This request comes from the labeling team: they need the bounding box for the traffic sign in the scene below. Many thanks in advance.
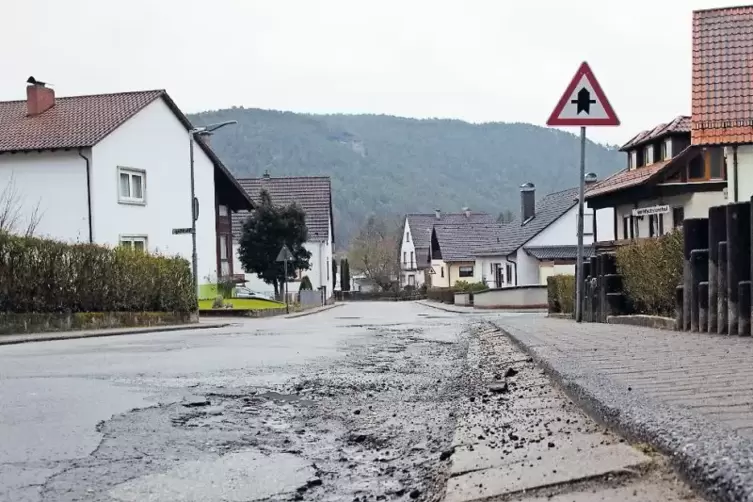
[172,227,194,235]
[547,62,619,127]
[276,245,293,262]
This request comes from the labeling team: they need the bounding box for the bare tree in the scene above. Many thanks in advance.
[0,174,43,237]
[348,215,400,291]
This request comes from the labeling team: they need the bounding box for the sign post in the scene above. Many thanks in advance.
[276,245,294,314]
[547,62,619,323]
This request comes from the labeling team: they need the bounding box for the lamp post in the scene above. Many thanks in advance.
[188,120,237,299]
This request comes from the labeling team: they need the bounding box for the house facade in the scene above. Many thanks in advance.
[692,7,753,204]
[585,116,726,244]
[429,222,506,288]
[401,209,495,288]
[0,80,253,297]
[476,181,613,287]
[232,175,335,299]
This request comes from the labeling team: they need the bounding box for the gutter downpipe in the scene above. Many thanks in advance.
[506,255,517,287]
[78,148,93,243]
[733,145,739,202]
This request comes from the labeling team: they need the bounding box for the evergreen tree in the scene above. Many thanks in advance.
[238,190,312,298]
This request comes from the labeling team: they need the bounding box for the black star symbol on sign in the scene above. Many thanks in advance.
[571,87,597,115]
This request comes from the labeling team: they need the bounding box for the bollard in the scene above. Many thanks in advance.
[675,285,684,331]
[708,206,727,333]
[740,281,752,336]
[699,282,709,333]
[581,261,591,322]
[601,254,617,323]
[727,203,750,335]
[683,219,709,331]
[718,241,728,334]
[590,256,599,323]
[690,249,709,333]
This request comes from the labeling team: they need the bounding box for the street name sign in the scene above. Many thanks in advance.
[172,227,193,235]
[632,205,670,217]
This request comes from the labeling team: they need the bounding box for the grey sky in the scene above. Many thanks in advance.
[2,0,741,145]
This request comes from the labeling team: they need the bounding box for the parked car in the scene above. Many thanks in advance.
[234,287,275,300]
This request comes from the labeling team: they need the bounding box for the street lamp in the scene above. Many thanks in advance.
[188,120,237,299]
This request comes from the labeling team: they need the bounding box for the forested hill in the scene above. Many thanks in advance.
[188,108,624,246]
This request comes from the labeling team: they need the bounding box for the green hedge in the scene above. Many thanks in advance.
[616,230,683,316]
[547,275,575,313]
[0,232,195,314]
[453,280,489,293]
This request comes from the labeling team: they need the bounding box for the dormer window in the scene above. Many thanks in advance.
[627,152,633,170]
[644,145,654,165]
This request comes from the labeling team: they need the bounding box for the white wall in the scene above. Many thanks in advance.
[92,98,218,286]
[399,219,424,287]
[614,191,726,240]
[527,203,613,247]
[515,248,540,286]
[474,256,514,288]
[232,237,333,299]
[728,145,753,203]
[0,150,91,242]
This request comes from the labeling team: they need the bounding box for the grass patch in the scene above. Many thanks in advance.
[198,298,285,311]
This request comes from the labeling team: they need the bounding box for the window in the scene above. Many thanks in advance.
[118,168,146,204]
[458,266,474,278]
[403,252,407,264]
[406,232,410,243]
[649,214,658,238]
[120,235,147,252]
[673,207,684,229]
[218,205,229,217]
[410,251,414,265]
[408,275,415,286]
[661,141,669,161]
[645,146,653,165]
[219,235,231,276]
[634,217,640,238]
[327,259,330,280]
[580,212,594,236]
[506,263,513,285]
[627,153,633,170]
[688,148,726,181]
[623,216,630,240]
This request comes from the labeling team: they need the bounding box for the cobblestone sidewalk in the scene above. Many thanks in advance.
[493,316,753,502]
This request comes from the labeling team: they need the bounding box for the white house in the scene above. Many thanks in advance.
[585,116,726,243]
[0,79,253,298]
[232,175,335,299]
[400,209,495,288]
[471,181,614,287]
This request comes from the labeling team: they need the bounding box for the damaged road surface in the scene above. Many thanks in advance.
[0,303,704,502]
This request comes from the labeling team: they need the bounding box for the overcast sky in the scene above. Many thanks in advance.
[2,0,741,145]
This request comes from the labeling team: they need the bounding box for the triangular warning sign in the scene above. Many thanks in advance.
[547,62,619,127]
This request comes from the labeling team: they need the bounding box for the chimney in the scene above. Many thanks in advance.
[26,78,55,116]
[462,206,471,218]
[585,172,598,184]
[520,182,535,222]
[263,170,271,179]
[434,209,441,220]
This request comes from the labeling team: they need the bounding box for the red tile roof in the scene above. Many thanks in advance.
[0,90,165,152]
[585,160,671,199]
[0,88,253,210]
[692,6,753,145]
[621,116,690,151]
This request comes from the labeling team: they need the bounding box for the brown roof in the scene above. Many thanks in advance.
[585,146,698,200]
[0,90,165,152]
[620,116,690,151]
[692,6,753,145]
[232,176,333,243]
[0,88,253,210]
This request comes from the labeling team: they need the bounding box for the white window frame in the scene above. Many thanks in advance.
[120,235,148,252]
[118,167,146,205]
[458,265,474,278]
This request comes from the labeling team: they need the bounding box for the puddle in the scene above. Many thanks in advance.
[257,391,315,407]
[336,316,362,320]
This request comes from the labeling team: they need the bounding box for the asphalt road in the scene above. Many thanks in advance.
[1,302,478,502]
[0,303,703,502]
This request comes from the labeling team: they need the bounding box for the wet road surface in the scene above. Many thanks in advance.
[0,303,703,502]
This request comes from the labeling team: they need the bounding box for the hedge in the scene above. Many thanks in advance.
[453,280,489,293]
[547,275,575,313]
[616,230,683,316]
[0,232,195,314]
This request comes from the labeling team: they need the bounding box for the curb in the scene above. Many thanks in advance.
[285,303,343,319]
[493,321,753,502]
[0,322,230,347]
[417,301,475,315]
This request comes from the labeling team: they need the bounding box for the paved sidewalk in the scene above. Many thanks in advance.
[493,316,753,502]
[0,321,228,346]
